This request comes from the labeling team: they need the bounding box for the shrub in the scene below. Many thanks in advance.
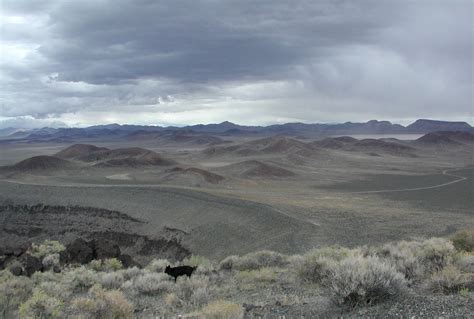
[173,274,214,308]
[146,258,170,273]
[427,266,470,294]
[294,246,357,284]
[0,274,33,317]
[294,254,336,284]
[103,258,123,272]
[31,269,58,284]
[88,258,123,272]
[219,255,239,271]
[201,300,244,319]
[64,266,99,292]
[71,284,133,318]
[417,238,455,273]
[89,259,103,271]
[121,266,144,281]
[377,241,424,282]
[327,255,406,307]
[459,287,470,297]
[219,251,288,271]
[101,272,125,290]
[30,240,65,259]
[378,238,455,282]
[133,273,173,295]
[455,254,474,273]
[18,288,64,319]
[31,270,71,299]
[451,229,474,252]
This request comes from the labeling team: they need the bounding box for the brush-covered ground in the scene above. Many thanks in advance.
[1,230,473,318]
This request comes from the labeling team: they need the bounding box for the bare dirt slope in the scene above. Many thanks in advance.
[0,181,319,260]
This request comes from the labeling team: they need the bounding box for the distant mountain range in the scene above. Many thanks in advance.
[0,119,471,141]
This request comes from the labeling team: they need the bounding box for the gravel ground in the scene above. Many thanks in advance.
[244,291,474,318]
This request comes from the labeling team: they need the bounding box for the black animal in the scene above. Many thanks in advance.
[164,265,197,281]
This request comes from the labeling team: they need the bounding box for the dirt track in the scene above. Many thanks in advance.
[350,168,468,194]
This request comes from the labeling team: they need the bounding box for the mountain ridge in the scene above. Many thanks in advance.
[2,119,471,142]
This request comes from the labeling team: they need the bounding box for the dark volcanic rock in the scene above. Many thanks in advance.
[60,238,94,265]
[22,255,43,276]
[0,255,6,269]
[118,254,140,268]
[1,204,191,265]
[93,239,121,260]
[9,262,23,276]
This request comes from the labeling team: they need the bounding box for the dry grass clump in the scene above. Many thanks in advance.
[328,255,406,307]
[200,300,244,319]
[451,229,474,252]
[426,265,471,294]
[18,288,64,319]
[70,284,133,318]
[133,273,173,295]
[219,250,288,271]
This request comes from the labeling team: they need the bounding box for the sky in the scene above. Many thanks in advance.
[0,0,472,129]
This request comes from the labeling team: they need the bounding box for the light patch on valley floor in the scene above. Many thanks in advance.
[106,173,132,181]
[199,161,233,167]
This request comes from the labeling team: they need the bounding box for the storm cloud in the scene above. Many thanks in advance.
[0,0,472,127]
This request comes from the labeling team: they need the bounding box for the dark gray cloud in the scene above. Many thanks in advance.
[0,0,472,127]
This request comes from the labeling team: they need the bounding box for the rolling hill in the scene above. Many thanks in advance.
[416,131,474,145]
[203,137,320,158]
[10,156,75,171]
[221,160,296,178]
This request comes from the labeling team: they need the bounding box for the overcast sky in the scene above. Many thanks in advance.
[0,0,472,128]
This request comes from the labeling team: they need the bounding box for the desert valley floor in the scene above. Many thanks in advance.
[1,131,472,263]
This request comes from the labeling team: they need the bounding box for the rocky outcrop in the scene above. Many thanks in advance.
[1,245,43,277]
[1,204,192,268]
[60,238,94,265]
[59,238,131,265]
[93,239,121,260]
[22,255,43,276]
